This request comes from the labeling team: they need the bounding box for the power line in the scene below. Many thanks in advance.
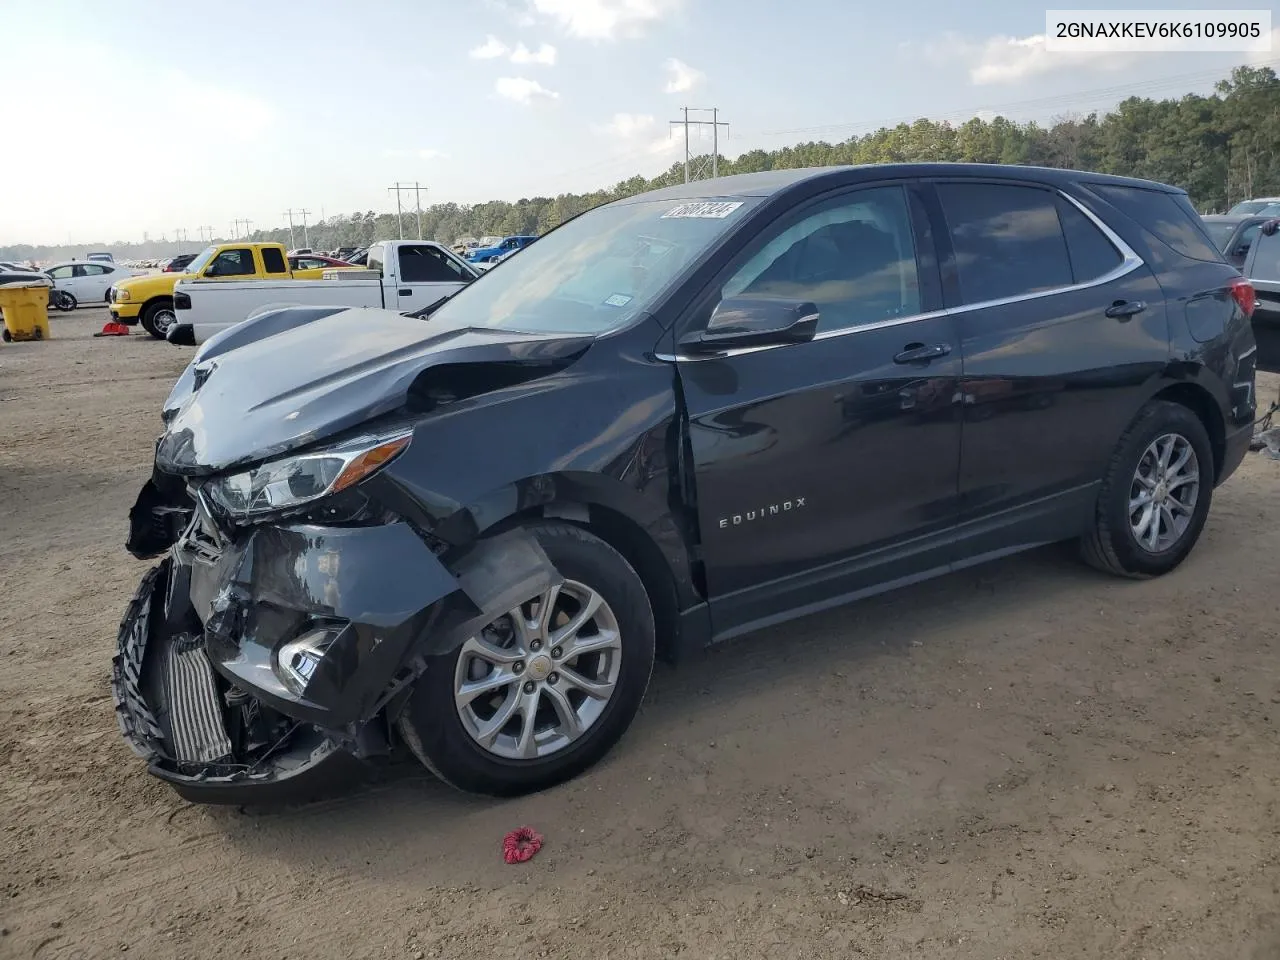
[283,209,312,248]
[670,107,729,182]
[387,183,425,239]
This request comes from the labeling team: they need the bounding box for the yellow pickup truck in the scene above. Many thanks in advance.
[110,242,358,338]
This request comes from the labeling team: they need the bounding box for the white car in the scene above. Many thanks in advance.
[43,260,140,309]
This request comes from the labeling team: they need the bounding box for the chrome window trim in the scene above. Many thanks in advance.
[657,188,1145,363]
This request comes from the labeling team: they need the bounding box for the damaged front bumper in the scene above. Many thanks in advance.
[112,486,558,804]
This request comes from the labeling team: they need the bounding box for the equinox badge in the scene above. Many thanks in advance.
[718,497,807,529]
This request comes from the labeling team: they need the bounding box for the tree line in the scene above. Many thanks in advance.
[5,65,1277,263]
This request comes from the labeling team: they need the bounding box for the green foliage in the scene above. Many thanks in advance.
[5,66,1277,262]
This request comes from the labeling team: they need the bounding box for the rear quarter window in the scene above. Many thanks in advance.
[1089,184,1223,263]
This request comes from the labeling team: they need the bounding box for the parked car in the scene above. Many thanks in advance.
[1200,214,1275,268]
[1226,197,1280,215]
[85,251,114,263]
[465,235,537,264]
[114,163,1257,804]
[42,259,139,309]
[111,242,354,339]
[169,240,479,344]
[164,253,199,273]
[287,253,360,279]
[1243,219,1280,325]
[0,269,51,287]
[0,261,35,272]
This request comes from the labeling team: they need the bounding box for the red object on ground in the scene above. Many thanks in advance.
[95,321,131,337]
[502,826,543,864]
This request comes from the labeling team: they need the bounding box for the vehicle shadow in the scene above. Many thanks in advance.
[204,536,1164,866]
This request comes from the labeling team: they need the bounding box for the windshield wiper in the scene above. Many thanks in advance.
[405,295,450,320]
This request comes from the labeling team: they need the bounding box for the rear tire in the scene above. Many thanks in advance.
[140,299,176,340]
[397,522,656,796]
[1080,400,1214,579]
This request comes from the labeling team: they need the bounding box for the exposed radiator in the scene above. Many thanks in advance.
[163,634,234,764]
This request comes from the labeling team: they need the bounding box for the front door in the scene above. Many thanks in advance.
[674,183,964,639]
[394,244,476,311]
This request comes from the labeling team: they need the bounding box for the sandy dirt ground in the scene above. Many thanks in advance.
[3,308,1280,960]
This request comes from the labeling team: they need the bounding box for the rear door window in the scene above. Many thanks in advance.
[261,247,288,274]
[936,182,1073,305]
[1089,184,1223,263]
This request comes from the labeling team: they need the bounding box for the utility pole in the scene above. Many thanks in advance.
[282,211,296,248]
[298,209,311,249]
[198,226,213,243]
[668,108,729,183]
[232,219,253,239]
[387,183,424,239]
[174,228,187,252]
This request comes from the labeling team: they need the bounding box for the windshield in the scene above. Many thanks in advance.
[1203,220,1236,249]
[427,197,759,336]
[182,245,217,275]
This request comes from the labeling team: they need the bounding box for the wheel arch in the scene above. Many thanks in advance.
[426,473,706,663]
[1146,378,1227,483]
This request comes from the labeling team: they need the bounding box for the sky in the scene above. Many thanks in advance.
[1,0,1276,245]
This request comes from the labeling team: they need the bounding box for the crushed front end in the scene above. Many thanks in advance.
[113,451,558,804]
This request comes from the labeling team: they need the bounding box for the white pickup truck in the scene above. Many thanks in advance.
[169,240,481,345]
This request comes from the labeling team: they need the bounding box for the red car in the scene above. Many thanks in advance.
[288,254,357,276]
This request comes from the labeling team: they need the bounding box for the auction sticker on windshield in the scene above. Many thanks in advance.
[662,201,744,219]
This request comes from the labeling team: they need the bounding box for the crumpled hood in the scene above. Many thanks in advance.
[155,306,593,476]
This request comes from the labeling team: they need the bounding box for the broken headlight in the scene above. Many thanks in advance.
[205,429,412,519]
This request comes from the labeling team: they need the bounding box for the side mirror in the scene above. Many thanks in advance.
[679,297,819,354]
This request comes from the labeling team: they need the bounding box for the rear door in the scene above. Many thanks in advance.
[78,263,114,300]
[392,244,477,310]
[926,178,1167,554]
[674,182,963,637]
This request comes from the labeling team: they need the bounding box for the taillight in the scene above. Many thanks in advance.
[1229,277,1256,318]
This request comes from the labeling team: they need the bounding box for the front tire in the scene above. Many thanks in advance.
[398,522,656,796]
[53,291,76,311]
[1080,400,1214,578]
[140,299,176,339]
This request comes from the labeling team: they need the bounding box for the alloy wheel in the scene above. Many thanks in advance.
[1129,431,1200,553]
[454,580,622,760]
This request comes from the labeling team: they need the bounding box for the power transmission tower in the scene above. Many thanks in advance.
[387,182,425,239]
[668,107,729,183]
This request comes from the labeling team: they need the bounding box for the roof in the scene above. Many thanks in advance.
[619,163,1188,204]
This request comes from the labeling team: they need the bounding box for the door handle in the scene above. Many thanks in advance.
[398,288,412,296]
[893,342,952,365]
[1105,299,1146,319]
